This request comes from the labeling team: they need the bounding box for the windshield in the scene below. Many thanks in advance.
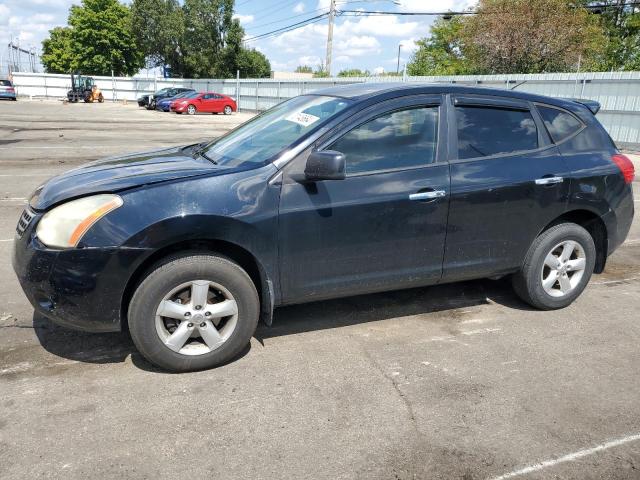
[201,95,352,167]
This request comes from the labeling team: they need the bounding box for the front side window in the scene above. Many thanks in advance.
[329,106,439,175]
[456,106,538,159]
[537,105,584,143]
[201,95,352,167]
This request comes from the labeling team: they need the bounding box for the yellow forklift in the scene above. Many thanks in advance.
[67,73,104,103]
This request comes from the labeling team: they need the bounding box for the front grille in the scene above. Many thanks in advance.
[16,208,35,237]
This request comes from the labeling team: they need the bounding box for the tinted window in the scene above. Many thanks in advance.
[329,107,438,175]
[456,106,538,159]
[537,106,583,143]
[0,80,11,86]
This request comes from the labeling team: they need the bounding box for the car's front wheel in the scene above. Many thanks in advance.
[128,254,259,372]
[512,222,596,310]
[187,104,197,115]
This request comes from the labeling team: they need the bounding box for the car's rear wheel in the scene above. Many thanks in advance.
[187,104,197,115]
[512,222,596,310]
[128,254,259,372]
[224,105,233,115]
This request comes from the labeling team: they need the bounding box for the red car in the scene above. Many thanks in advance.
[171,92,237,115]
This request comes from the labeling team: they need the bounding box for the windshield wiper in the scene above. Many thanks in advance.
[194,146,217,164]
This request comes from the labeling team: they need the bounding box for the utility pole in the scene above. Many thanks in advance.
[396,43,403,75]
[325,0,336,77]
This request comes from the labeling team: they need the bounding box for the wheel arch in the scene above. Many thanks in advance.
[121,238,274,330]
[539,209,608,273]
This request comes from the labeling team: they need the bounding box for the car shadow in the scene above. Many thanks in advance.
[33,277,533,370]
[256,277,534,341]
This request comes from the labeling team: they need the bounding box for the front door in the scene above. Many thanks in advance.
[442,94,571,281]
[278,96,450,304]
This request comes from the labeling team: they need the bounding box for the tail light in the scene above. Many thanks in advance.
[8,87,15,92]
[611,154,635,184]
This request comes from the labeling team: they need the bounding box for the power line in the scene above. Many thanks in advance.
[244,12,329,42]
[245,7,327,32]
[337,2,640,16]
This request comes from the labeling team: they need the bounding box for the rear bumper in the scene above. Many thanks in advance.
[604,184,634,255]
[12,212,152,333]
[0,92,17,99]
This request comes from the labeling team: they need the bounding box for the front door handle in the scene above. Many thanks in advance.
[409,190,446,201]
[535,176,564,185]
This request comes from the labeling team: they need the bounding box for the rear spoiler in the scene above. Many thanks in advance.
[565,98,601,115]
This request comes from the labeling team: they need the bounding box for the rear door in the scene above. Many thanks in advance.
[442,94,571,281]
[210,94,225,113]
[200,94,217,112]
[278,95,450,304]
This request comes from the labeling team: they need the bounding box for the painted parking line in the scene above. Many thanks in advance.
[0,198,27,203]
[488,433,640,480]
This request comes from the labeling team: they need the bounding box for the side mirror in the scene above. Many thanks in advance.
[304,150,346,181]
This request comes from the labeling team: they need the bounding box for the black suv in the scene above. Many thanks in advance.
[13,84,635,372]
[137,87,195,110]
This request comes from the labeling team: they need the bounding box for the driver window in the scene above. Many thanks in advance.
[328,106,439,175]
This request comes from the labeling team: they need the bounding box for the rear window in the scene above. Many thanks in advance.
[537,105,584,143]
[0,80,11,86]
[456,106,538,159]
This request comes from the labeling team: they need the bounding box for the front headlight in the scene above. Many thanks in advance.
[36,194,123,248]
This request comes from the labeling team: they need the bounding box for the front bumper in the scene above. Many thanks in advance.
[12,211,152,332]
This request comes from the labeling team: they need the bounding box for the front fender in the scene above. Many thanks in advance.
[82,164,282,304]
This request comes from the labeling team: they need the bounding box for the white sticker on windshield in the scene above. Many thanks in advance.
[285,111,320,127]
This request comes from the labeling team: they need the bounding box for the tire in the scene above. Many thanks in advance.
[147,100,156,110]
[187,104,197,115]
[223,105,232,115]
[512,222,596,310]
[128,253,259,372]
[98,94,104,103]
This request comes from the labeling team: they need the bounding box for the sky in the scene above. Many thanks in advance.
[0,0,474,75]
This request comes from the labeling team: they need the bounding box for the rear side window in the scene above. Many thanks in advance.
[537,106,583,143]
[329,106,439,175]
[0,80,11,86]
[456,106,538,159]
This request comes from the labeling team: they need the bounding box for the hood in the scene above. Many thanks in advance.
[31,144,219,210]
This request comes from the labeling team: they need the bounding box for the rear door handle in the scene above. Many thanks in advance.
[409,190,446,201]
[535,176,564,185]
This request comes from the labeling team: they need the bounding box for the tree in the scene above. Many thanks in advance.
[130,0,185,75]
[407,16,471,76]
[337,68,369,77]
[462,0,605,73]
[182,0,234,77]
[42,27,75,74]
[295,65,313,73]
[41,0,144,76]
[583,0,640,70]
[236,48,271,78]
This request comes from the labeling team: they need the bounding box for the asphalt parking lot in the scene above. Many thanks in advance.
[0,99,639,480]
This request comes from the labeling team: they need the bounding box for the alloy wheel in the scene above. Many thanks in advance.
[155,280,238,356]
[187,105,196,115]
[540,240,587,297]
